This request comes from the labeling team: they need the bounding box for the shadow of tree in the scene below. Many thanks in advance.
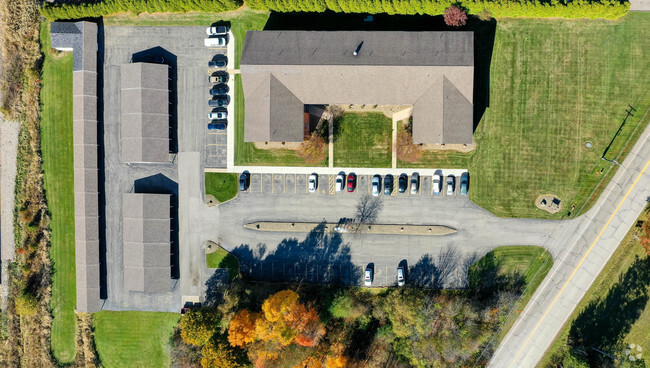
[229,222,361,286]
[408,245,468,289]
[569,256,650,363]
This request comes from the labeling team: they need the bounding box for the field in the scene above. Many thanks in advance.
[204,172,238,202]
[470,14,650,218]
[333,112,392,168]
[93,311,180,368]
[540,208,650,367]
[40,22,76,363]
[205,246,240,280]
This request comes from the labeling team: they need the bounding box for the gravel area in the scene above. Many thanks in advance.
[0,116,20,310]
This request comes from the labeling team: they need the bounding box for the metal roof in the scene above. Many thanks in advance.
[120,63,169,163]
[122,193,171,293]
[241,31,474,144]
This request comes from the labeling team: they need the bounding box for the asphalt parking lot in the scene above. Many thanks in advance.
[241,172,463,197]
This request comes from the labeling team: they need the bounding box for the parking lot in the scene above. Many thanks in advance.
[240,172,465,198]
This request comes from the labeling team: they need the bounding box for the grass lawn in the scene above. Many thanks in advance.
[333,112,392,168]
[40,22,76,364]
[234,75,328,167]
[539,208,650,367]
[204,172,238,202]
[469,14,650,218]
[93,311,180,368]
[206,246,240,280]
[475,246,553,340]
[396,121,472,169]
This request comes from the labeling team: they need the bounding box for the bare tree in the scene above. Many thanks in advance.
[354,195,383,233]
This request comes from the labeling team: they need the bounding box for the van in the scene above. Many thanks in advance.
[204,37,227,47]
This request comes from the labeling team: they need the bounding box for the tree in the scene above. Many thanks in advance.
[181,310,219,346]
[325,355,348,368]
[444,5,468,27]
[640,220,650,256]
[297,133,327,164]
[355,195,383,226]
[228,310,258,347]
[201,341,244,368]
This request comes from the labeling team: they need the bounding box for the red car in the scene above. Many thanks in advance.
[347,173,356,192]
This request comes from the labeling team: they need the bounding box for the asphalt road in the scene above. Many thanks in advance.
[489,119,650,367]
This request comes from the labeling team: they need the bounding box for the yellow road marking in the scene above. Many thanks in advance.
[507,159,650,368]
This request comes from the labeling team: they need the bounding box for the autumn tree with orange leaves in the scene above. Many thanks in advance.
[640,220,650,256]
[228,309,259,347]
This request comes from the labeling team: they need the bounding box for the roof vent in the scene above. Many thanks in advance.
[353,41,364,56]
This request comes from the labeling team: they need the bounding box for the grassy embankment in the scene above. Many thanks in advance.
[40,21,76,363]
[204,172,238,202]
[93,311,180,368]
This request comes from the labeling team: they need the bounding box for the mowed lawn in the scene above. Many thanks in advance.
[204,172,238,202]
[541,208,650,366]
[93,311,180,368]
[334,112,392,168]
[471,14,650,218]
[40,22,76,364]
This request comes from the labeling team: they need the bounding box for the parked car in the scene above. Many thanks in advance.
[209,96,229,107]
[398,174,407,193]
[372,175,381,196]
[335,173,345,192]
[347,173,356,192]
[432,173,442,195]
[364,267,373,287]
[204,37,227,47]
[209,85,229,95]
[384,174,393,195]
[208,111,227,120]
[209,74,228,83]
[397,267,405,287]
[446,175,455,195]
[308,174,318,193]
[460,172,469,195]
[410,173,419,194]
[208,58,227,68]
[206,26,228,36]
[239,172,250,191]
[208,122,226,130]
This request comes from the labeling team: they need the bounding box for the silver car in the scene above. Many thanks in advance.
[372,175,381,196]
[446,175,455,195]
[364,268,373,286]
[397,267,405,286]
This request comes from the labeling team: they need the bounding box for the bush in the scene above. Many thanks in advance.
[246,0,629,20]
[14,292,38,316]
[444,5,468,26]
[41,0,242,21]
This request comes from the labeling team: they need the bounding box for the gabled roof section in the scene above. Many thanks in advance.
[269,74,304,142]
[442,76,473,144]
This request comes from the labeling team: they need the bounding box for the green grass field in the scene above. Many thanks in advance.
[206,246,240,280]
[204,172,238,202]
[333,112,392,168]
[470,14,650,218]
[94,311,180,368]
[40,22,76,364]
[540,209,650,367]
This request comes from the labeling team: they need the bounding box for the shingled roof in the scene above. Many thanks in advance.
[120,63,169,163]
[122,193,171,293]
[241,31,474,144]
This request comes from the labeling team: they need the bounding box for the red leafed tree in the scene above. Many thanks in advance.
[444,5,468,27]
[641,220,650,256]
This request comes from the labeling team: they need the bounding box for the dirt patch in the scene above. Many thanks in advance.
[536,194,562,214]
[253,141,301,150]
[337,104,411,119]
[420,142,476,153]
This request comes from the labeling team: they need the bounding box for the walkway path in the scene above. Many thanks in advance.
[328,119,334,168]
[630,0,650,11]
[0,118,19,310]
[489,119,650,367]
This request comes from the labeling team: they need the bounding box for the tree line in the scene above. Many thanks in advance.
[41,0,629,21]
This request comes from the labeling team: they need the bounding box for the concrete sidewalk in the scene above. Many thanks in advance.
[489,118,650,367]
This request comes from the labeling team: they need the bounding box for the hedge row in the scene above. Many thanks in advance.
[41,0,629,21]
[246,0,629,19]
[41,0,243,20]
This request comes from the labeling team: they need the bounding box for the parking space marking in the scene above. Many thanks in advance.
[329,175,335,195]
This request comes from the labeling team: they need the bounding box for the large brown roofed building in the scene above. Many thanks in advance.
[240,31,474,144]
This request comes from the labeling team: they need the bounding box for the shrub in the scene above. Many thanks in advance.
[444,5,468,26]
[41,0,242,21]
[14,292,38,316]
[180,310,219,346]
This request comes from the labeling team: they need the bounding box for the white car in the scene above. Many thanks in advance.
[397,267,405,286]
[364,268,373,286]
[432,174,441,195]
[446,175,455,195]
[208,111,227,119]
[335,173,344,192]
[308,174,318,193]
[371,175,380,196]
[206,26,228,36]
